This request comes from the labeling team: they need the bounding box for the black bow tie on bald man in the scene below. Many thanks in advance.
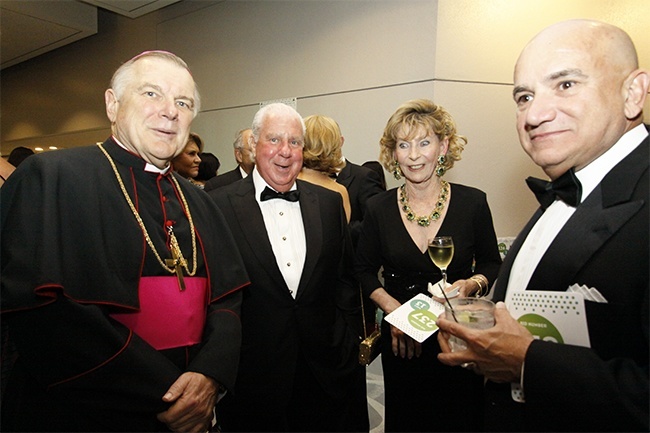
[261,186,300,202]
[526,168,582,210]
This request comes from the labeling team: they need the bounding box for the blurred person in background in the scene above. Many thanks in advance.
[204,128,255,191]
[362,160,387,191]
[7,147,34,168]
[193,152,221,189]
[172,132,203,185]
[298,114,351,222]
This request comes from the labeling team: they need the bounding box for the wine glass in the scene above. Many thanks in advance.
[428,236,457,321]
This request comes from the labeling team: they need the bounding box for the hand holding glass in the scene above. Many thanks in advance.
[444,297,496,351]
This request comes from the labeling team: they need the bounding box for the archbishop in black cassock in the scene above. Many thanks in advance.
[1,137,249,431]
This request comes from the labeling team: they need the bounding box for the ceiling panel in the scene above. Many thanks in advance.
[1,9,90,67]
[1,0,97,70]
[80,0,180,18]
[0,0,181,70]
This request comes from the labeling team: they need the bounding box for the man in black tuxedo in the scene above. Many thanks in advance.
[204,128,254,191]
[336,155,384,247]
[437,19,649,431]
[209,103,366,432]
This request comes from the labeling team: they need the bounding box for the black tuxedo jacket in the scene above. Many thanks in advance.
[203,167,243,192]
[208,176,360,409]
[488,134,649,432]
[336,159,384,246]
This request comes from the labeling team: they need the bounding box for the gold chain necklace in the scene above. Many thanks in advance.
[399,180,449,227]
[98,143,197,284]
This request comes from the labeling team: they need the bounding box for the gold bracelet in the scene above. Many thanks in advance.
[469,277,483,297]
[470,275,488,297]
[478,275,489,296]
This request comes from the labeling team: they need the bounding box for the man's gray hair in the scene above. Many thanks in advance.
[233,128,251,149]
[251,103,305,142]
[109,50,201,117]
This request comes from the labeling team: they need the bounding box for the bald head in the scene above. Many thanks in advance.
[512,19,648,179]
[516,19,638,81]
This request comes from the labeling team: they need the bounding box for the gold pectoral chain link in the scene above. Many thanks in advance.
[97,143,197,277]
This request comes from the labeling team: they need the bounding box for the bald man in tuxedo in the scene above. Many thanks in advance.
[437,19,649,432]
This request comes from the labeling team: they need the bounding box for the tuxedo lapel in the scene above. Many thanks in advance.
[230,178,289,291]
[336,160,353,188]
[495,136,648,299]
[528,186,643,291]
[295,181,322,299]
[528,140,648,291]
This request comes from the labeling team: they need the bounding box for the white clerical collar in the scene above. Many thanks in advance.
[252,167,297,201]
[111,136,172,174]
[575,124,648,203]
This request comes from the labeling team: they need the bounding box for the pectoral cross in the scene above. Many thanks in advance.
[165,227,187,291]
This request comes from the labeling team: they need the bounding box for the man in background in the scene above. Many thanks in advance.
[204,128,255,191]
[437,19,649,432]
[7,146,34,168]
[336,144,384,247]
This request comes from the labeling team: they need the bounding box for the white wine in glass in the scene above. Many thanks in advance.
[428,236,457,320]
[428,236,454,273]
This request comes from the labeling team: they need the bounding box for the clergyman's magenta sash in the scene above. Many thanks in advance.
[111,276,208,350]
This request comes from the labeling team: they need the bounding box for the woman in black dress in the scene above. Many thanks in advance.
[355,99,502,432]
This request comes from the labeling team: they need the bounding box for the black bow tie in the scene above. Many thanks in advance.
[261,186,300,202]
[526,168,582,210]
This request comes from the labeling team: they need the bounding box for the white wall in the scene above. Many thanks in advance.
[2,0,648,237]
[432,0,650,234]
[159,0,438,173]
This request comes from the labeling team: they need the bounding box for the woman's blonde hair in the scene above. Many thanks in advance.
[302,115,345,175]
[379,99,466,173]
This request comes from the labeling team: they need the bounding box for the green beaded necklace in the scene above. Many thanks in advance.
[399,180,449,227]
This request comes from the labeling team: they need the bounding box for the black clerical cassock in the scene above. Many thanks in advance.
[1,138,249,431]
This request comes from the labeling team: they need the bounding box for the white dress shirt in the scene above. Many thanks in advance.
[507,124,648,293]
[253,168,306,298]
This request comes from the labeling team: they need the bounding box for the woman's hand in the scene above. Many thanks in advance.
[438,274,487,299]
[430,279,475,303]
[370,287,422,359]
[451,278,480,297]
[390,323,422,359]
[370,287,401,316]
